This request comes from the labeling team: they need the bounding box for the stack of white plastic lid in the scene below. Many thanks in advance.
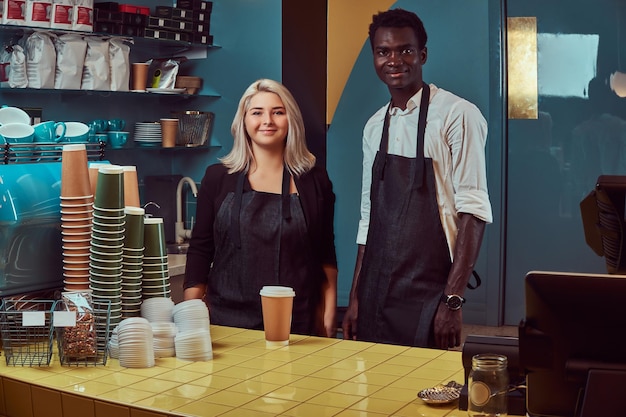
[141,297,176,358]
[116,317,155,368]
[140,297,174,322]
[108,325,119,359]
[173,299,212,361]
[151,322,177,358]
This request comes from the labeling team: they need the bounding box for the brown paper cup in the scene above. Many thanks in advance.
[61,144,91,197]
[88,162,112,197]
[123,166,140,207]
[131,62,150,91]
[160,118,179,148]
[260,286,295,347]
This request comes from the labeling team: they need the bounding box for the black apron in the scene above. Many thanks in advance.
[207,167,321,334]
[356,84,452,347]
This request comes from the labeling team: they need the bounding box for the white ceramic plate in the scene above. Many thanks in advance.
[146,88,186,94]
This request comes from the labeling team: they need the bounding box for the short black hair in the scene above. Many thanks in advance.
[368,8,428,51]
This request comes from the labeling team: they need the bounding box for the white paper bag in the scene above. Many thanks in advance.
[81,36,109,90]
[25,30,56,88]
[54,33,86,89]
[109,36,130,92]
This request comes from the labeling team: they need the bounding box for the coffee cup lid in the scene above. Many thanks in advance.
[259,286,295,297]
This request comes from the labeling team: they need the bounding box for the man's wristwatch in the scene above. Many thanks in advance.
[441,294,466,310]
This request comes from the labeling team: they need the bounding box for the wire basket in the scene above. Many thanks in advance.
[56,299,111,367]
[0,299,57,366]
[172,110,215,147]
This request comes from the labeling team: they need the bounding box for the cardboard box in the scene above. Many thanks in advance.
[94,1,119,11]
[192,21,209,34]
[191,32,212,45]
[118,4,148,15]
[94,9,122,23]
[147,16,193,32]
[144,28,190,43]
[119,23,143,36]
[121,11,146,26]
[175,0,211,12]
[94,20,121,34]
[154,6,193,21]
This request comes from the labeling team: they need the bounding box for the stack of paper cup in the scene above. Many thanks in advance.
[60,144,94,291]
[121,206,145,318]
[142,217,171,299]
[90,165,125,328]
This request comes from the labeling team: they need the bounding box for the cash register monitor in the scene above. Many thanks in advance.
[520,271,626,417]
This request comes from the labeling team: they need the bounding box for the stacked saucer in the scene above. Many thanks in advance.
[133,122,162,148]
[121,206,144,318]
[173,299,212,361]
[116,317,155,368]
[60,144,94,292]
[142,218,171,299]
[90,165,125,329]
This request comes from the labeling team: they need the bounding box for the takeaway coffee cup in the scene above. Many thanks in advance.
[259,286,296,347]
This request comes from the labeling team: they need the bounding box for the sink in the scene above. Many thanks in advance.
[167,242,189,254]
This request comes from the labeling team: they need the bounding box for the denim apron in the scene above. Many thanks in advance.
[357,84,452,347]
[207,167,320,334]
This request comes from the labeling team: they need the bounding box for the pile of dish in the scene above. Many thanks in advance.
[133,122,161,147]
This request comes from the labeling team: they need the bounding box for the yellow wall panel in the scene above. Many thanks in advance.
[328,0,396,123]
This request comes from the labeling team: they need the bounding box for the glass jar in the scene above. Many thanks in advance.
[468,353,509,417]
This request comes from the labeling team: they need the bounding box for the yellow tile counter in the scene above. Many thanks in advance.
[0,326,525,417]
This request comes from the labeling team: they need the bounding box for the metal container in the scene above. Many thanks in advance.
[171,110,215,147]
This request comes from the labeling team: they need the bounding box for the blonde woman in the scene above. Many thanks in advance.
[184,79,338,337]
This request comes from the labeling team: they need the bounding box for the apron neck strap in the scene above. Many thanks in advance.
[379,83,431,188]
[281,166,292,221]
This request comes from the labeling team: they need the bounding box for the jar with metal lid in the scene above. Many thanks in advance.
[468,353,509,416]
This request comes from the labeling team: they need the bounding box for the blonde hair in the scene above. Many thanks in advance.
[221,78,316,176]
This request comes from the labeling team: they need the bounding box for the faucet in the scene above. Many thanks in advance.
[175,176,199,244]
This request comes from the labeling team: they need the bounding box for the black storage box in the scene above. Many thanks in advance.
[94,1,119,11]
[459,334,527,416]
[175,0,212,12]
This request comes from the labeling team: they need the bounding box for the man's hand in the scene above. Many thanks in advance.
[342,300,359,340]
[433,303,463,348]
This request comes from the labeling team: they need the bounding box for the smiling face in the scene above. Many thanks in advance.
[372,26,427,107]
[244,91,289,152]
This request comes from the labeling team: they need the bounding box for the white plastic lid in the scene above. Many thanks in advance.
[259,286,296,297]
[144,217,163,224]
[98,165,123,174]
[124,206,145,215]
[62,143,86,151]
